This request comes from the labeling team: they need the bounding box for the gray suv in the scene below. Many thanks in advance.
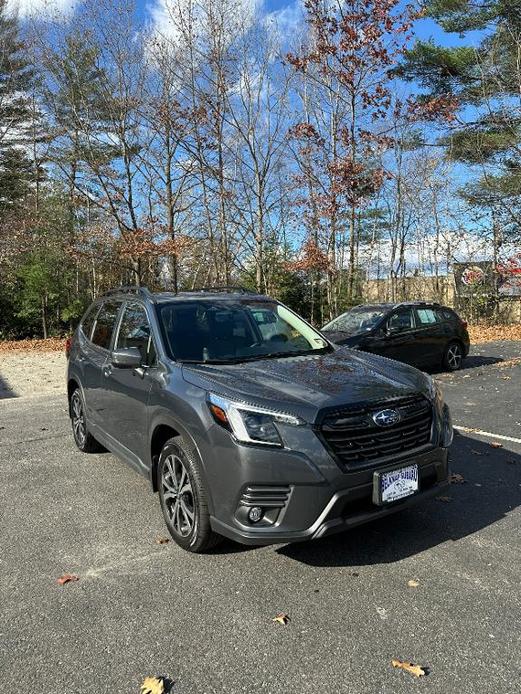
[67,287,452,552]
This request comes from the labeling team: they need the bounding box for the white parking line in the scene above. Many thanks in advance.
[455,425,521,445]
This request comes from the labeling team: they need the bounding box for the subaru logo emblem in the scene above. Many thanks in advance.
[373,409,401,427]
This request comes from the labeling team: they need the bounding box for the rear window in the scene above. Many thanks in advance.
[81,304,99,340]
[91,301,121,350]
[415,308,438,325]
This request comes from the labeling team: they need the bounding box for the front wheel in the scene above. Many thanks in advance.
[443,341,463,371]
[158,438,222,553]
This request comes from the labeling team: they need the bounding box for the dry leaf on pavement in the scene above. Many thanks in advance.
[272,612,290,625]
[155,537,170,545]
[450,473,465,484]
[57,573,79,586]
[490,442,503,449]
[407,579,419,588]
[391,659,427,678]
[436,496,452,502]
[141,677,165,694]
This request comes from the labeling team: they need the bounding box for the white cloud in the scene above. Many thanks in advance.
[265,0,304,42]
[150,0,264,47]
[6,0,77,20]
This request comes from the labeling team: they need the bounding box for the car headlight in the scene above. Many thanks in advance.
[208,393,304,447]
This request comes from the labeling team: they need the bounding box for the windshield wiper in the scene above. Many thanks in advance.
[241,347,331,362]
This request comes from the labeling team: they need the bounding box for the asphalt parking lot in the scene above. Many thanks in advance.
[1,342,520,693]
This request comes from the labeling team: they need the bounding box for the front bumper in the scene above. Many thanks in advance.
[202,420,449,546]
[211,475,448,545]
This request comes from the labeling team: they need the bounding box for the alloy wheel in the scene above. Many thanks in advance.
[162,454,195,537]
[447,344,462,370]
[71,392,87,446]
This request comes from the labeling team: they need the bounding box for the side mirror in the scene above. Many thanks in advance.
[111,347,142,369]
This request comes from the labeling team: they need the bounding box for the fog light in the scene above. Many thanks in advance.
[248,507,263,523]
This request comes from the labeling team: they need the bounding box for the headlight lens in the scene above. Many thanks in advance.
[208,393,304,446]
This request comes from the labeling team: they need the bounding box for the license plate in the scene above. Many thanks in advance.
[374,464,419,505]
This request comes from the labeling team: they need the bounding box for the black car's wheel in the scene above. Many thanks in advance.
[443,341,464,371]
[70,388,105,453]
[158,437,222,553]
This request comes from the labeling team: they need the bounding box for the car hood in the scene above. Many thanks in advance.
[322,330,363,345]
[181,347,431,423]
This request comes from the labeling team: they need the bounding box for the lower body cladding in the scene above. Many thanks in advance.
[208,443,449,546]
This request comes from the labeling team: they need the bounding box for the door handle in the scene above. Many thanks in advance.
[103,365,112,378]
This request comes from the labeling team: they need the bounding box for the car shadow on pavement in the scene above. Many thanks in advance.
[277,432,520,567]
[0,374,18,399]
[429,355,504,375]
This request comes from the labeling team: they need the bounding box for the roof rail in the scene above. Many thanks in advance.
[102,286,154,300]
[190,285,252,294]
[394,300,441,308]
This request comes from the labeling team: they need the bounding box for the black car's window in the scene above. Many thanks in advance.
[388,309,414,331]
[158,299,329,363]
[415,308,438,325]
[322,308,386,335]
[116,303,157,366]
[91,301,121,350]
[438,308,455,322]
[81,304,99,340]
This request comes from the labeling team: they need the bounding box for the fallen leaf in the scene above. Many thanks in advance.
[376,607,388,620]
[391,659,427,678]
[490,442,503,449]
[468,324,521,343]
[272,612,290,625]
[407,579,420,588]
[57,573,79,586]
[155,537,170,545]
[449,473,465,484]
[436,496,452,502]
[141,677,165,694]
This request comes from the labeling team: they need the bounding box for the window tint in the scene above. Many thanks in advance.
[415,308,438,325]
[91,301,120,350]
[158,300,328,363]
[438,308,455,322]
[116,303,156,365]
[388,309,414,331]
[81,304,99,340]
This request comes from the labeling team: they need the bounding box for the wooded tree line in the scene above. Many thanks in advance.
[0,0,519,338]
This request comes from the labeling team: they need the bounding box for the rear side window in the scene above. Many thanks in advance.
[91,301,120,350]
[437,308,456,322]
[415,308,438,325]
[116,303,157,365]
[81,304,99,340]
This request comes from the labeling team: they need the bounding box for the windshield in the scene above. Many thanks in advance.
[322,308,386,335]
[157,299,331,363]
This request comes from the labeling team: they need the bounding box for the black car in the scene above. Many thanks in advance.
[321,302,470,371]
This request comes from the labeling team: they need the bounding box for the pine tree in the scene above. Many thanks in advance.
[398,0,521,237]
[0,0,34,213]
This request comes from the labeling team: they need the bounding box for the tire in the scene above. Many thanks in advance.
[158,437,222,553]
[443,341,464,372]
[69,388,105,453]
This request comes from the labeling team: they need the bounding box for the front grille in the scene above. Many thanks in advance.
[239,485,291,509]
[319,395,433,467]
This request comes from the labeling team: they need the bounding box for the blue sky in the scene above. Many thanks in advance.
[10,0,484,50]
